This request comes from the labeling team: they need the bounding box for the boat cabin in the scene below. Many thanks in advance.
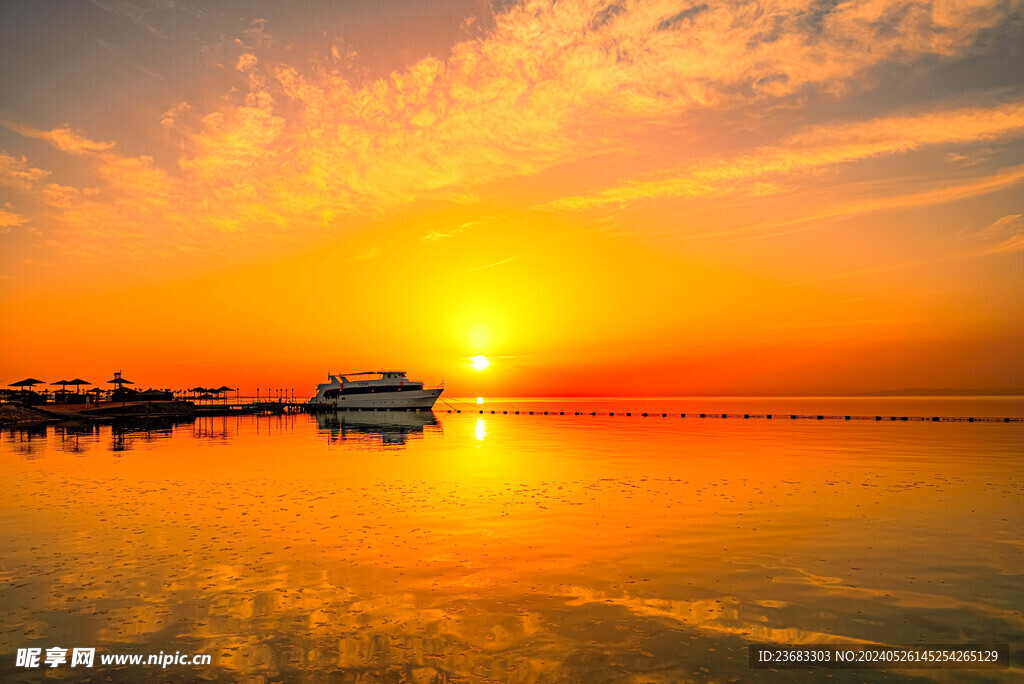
[313,371,425,400]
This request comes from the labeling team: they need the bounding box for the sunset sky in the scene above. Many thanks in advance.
[1,0,1022,396]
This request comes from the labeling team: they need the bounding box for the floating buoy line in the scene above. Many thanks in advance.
[434,400,1021,423]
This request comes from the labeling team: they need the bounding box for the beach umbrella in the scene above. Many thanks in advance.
[51,379,71,391]
[9,378,45,389]
[107,375,134,388]
[215,385,235,392]
[68,378,91,393]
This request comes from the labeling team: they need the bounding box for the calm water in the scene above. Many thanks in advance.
[1,397,1022,683]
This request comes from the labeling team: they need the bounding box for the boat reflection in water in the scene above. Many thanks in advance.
[315,409,441,447]
[2,399,1022,683]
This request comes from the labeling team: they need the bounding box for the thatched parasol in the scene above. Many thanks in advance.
[9,378,45,389]
[107,375,134,389]
[67,378,91,393]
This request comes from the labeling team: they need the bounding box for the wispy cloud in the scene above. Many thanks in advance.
[969,213,1024,256]
[345,244,378,263]
[3,121,116,155]
[0,205,29,231]
[423,214,510,241]
[466,255,518,272]
[733,165,1024,243]
[1,121,183,260]
[541,102,1024,212]
[776,209,1024,289]
[88,0,165,36]
[1,0,1020,263]
[0,153,50,190]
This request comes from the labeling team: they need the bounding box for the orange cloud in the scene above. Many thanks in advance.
[969,213,1024,256]
[732,165,1024,243]
[236,53,258,71]
[3,121,115,155]
[0,206,28,231]
[0,152,50,190]
[777,208,1024,289]
[783,102,1024,148]
[542,102,1024,211]
[1,0,1019,266]
[165,0,1020,221]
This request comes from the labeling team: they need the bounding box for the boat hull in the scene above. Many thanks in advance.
[309,388,443,410]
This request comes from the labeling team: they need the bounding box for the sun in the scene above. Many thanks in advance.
[469,355,490,371]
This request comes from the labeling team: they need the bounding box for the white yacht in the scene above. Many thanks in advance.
[308,371,443,410]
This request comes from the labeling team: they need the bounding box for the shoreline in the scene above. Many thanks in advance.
[0,400,295,428]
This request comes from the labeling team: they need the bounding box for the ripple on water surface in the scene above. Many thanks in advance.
[1,400,1022,682]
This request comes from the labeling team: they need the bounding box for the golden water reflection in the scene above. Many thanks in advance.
[1,402,1022,682]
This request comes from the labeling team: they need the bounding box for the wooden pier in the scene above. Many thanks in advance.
[0,399,309,427]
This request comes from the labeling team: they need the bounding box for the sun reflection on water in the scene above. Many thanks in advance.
[1,401,1021,683]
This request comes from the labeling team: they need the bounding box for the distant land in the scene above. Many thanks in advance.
[861,388,1024,397]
